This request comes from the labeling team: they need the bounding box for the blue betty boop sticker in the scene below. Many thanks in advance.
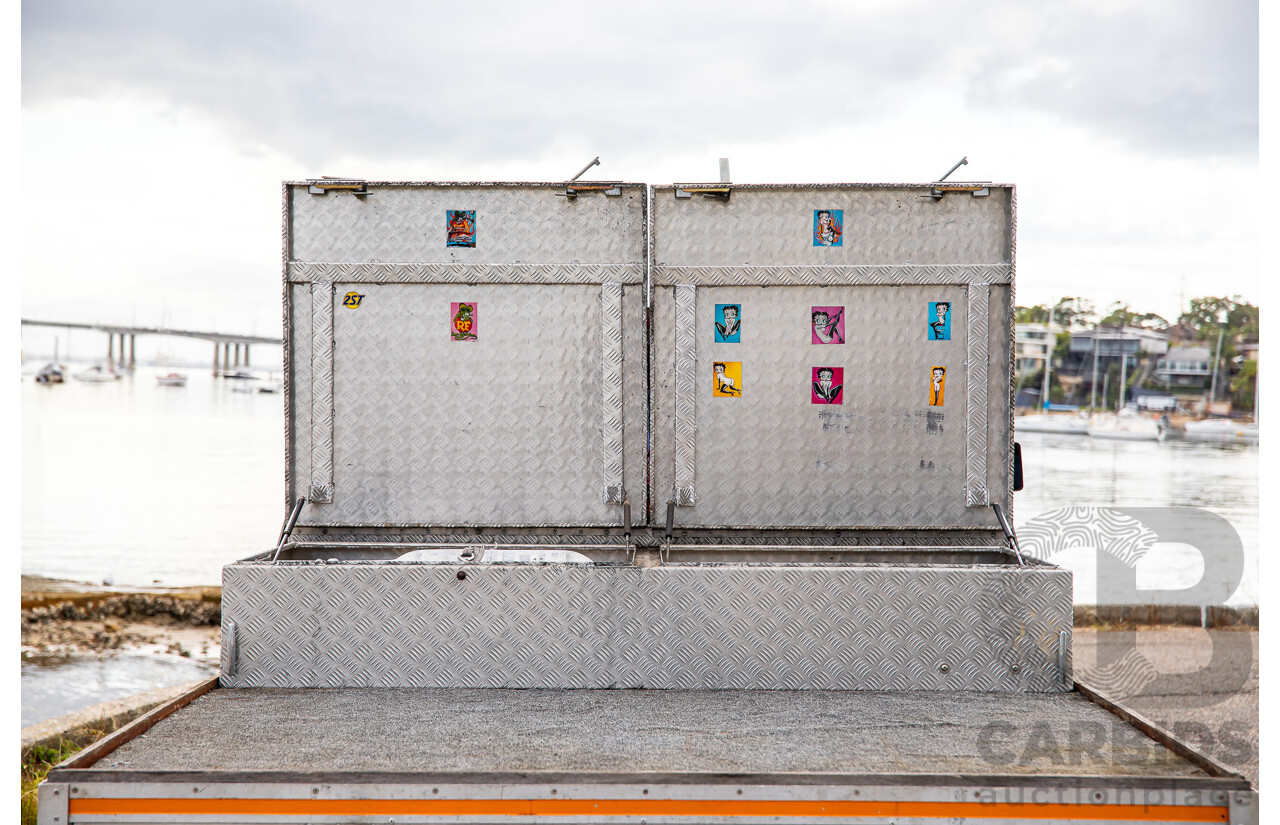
[928,301,951,340]
[715,304,741,343]
[813,210,843,247]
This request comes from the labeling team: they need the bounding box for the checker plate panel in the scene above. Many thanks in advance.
[221,562,1071,691]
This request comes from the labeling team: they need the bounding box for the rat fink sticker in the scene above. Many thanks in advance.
[446,210,476,247]
[451,302,478,341]
[715,304,741,343]
[813,209,843,247]
[929,366,946,406]
[812,367,844,405]
[811,306,845,345]
[712,361,742,397]
[928,301,951,340]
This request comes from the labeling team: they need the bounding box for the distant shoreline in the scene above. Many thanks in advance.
[21,575,221,611]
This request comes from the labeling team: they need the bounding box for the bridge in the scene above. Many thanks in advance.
[21,319,282,375]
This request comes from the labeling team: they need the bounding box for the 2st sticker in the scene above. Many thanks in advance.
[446,210,476,247]
[342,291,365,309]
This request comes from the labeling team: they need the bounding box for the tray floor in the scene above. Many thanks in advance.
[97,688,1204,778]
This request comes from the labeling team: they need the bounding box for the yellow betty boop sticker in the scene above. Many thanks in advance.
[929,366,946,406]
[712,361,742,397]
[343,291,365,308]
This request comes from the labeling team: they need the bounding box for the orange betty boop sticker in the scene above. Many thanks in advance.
[929,366,946,406]
[712,361,742,397]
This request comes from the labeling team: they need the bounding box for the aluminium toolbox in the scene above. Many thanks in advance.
[38,178,1257,825]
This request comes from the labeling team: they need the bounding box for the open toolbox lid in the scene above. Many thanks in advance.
[283,181,649,530]
[649,183,1016,532]
[281,180,1016,540]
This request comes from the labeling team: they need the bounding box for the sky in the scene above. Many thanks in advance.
[16,0,1262,363]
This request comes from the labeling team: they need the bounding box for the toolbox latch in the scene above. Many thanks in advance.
[307,178,369,197]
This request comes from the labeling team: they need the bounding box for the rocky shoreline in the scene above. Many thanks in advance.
[21,576,222,658]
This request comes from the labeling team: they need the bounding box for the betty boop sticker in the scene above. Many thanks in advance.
[928,301,951,340]
[715,304,741,343]
[929,366,946,406]
[812,306,845,345]
[713,361,742,397]
[813,209,843,247]
[812,366,844,404]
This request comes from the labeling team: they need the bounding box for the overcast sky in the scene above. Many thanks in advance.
[19,0,1260,361]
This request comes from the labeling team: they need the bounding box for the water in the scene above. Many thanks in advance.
[21,653,217,728]
[21,369,1259,603]
[1014,431,1258,606]
[19,368,1258,726]
[22,364,285,586]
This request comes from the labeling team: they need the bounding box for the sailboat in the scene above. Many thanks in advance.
[34,336,67,384]
[1183,418,1258,444]
[34,363,64,384]
[74,364,122,383]
[1183,327,1258,443]
[1016,412,1089,434]
[1088,406,1165,441]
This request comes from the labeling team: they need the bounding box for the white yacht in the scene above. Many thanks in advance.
[1015,412,1089,435]
[1183,418,1259,444]
[1087,408,1165,441]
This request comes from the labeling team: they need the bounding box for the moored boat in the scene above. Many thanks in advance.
[1183,417,1259,444]
[1015,413,1089,434]
[74,364,122,383]
[156,372,188,387]
[1087,409,1165,441]
[34,363,65,384]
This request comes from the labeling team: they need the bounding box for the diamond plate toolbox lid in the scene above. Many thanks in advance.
[650,183,1016,531]
[283,181,649,529]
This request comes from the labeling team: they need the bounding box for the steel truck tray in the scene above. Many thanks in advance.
[43,679,1256,824]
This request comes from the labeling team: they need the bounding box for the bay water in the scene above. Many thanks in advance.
[20,364,1258,725]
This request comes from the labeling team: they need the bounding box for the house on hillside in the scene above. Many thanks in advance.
[1014,322,1056,376]
[1155,345,1213,388]
[1064,326,1170,404]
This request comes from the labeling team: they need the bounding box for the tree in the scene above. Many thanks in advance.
[1229,359,1257,413]
[1178,296,1259,342]
[1098,301,1168,329]
[1052,297,1096,330]
[1178,297,1259,389]
[1015,305,1050,324]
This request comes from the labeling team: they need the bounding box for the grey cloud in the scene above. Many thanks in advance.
[23,0,1258,167]
[963,1,1257,158]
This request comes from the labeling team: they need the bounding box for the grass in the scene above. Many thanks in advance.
[20,734,107,825]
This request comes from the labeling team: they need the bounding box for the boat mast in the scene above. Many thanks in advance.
[1090,324,1099,409]
[1042,301,1054,411]
[1118,328,1128,411]
[1208,324,1225,409]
